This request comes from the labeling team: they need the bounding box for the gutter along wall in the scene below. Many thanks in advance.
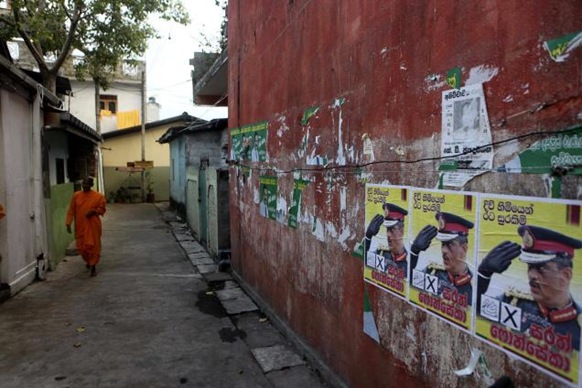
[228,1,582,387]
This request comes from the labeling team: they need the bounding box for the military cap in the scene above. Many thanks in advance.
[382,203,408,228]
[518,225,582,264]
[435,212,474,241]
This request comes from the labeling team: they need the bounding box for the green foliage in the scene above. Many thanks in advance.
[0,0,190,92]
[199,0,227,53]
[215,0,228,52]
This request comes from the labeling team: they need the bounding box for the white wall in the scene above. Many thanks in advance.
[44,131,69,186]
[0,89,36,292]
[68,80,142,133]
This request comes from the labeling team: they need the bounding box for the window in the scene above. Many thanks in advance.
[56,158,65,184]
[99,95,118,114]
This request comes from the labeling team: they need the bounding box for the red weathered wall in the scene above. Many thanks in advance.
[228,1,582,386]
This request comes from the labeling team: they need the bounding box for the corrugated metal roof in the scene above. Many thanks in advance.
[157,118,228,144]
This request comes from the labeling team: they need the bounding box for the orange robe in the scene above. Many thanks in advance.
[0,204,5,219]
[66,190,106,265]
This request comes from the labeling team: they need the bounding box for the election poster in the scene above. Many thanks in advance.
[364,184,410,299]
[230,121,268,162]
[440,83,493,187]
[288,179,310,229]
[408,189,478,331]
[259,176,277,220]
[475,195,582,386]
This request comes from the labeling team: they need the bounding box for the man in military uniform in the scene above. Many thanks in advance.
[364,203,408,274]
[410,212,474,305]
[477,225,582,351]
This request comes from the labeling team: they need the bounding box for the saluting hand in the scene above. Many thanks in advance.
[365,214,384,240]
[411,225,437,255]
[478,241,521,277]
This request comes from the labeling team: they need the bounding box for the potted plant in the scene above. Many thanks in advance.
[145,172,155,203]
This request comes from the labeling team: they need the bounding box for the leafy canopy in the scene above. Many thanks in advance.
[0,0,189,92]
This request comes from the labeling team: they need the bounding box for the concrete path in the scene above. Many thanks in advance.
[0,203,327,388]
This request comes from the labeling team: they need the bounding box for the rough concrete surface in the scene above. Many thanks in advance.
[251,345,306,373]
[0,203,328,388]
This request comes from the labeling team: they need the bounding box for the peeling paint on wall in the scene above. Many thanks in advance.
[276,194,288,224]
[465,65,499,85]
[425,74,447,92]
[276,115,290,137]
[311,215,325,242]
[335,108,346,165]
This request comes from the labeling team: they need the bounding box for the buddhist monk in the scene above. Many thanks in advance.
[66,177,106,277]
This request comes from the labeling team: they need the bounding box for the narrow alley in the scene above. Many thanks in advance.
[0,203,329,388]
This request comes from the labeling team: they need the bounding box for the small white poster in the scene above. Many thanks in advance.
[441,84,493,187]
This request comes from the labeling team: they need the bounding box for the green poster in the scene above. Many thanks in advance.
[544,31,582,62]
[259,176,277,220]
[501,126,582,175]
[446,67,461,89]
[288,179,310,229]
[229,127,242,161]
[301,106,319,125]
[230,121,268,162]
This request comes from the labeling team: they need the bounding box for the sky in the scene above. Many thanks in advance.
[145,1,227,121]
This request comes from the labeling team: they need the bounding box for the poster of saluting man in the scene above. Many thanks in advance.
[408,189,478,331]
[475,195,582,386]
[364,184,410,299]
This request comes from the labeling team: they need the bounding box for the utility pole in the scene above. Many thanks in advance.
[141,61,147,202]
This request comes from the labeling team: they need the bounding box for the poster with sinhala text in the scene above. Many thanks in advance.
[288,179,310,229]
[408,189,478,331]
[364,185,409,299]
[230,121,268,162]
[475,195,582,386]
[259,176,277,220]
[440,83,493,187]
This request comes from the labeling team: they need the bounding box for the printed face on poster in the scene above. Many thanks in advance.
[259,176,277,220]
[364,185,410,299]
[476,195,582,386]
[288,179,310,229]
[408,189,478,331]
[230,121,268,162]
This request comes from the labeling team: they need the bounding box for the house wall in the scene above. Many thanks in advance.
[44,131,69,185]
[205,168,231,257]
[169,138,187,211]
[102,126,172,201]
[228,2,582,387]
[103,166,170,203]
[185,167,200,240]
[68,80,142,133]
[185,130,226,168]
[103,127,171,167]
[183,166,230,257]
[0,89,36,293]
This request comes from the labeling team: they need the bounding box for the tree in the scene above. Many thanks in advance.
[0,0,189,94]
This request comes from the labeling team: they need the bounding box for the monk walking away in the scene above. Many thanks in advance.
[66,177,106,277]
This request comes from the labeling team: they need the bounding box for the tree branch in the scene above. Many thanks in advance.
[53,1,84,71]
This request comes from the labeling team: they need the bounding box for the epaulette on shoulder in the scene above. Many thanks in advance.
[427,262,446,272]
[504,287,534,302]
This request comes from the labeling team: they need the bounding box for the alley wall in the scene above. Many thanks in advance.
[228,1,582,386]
